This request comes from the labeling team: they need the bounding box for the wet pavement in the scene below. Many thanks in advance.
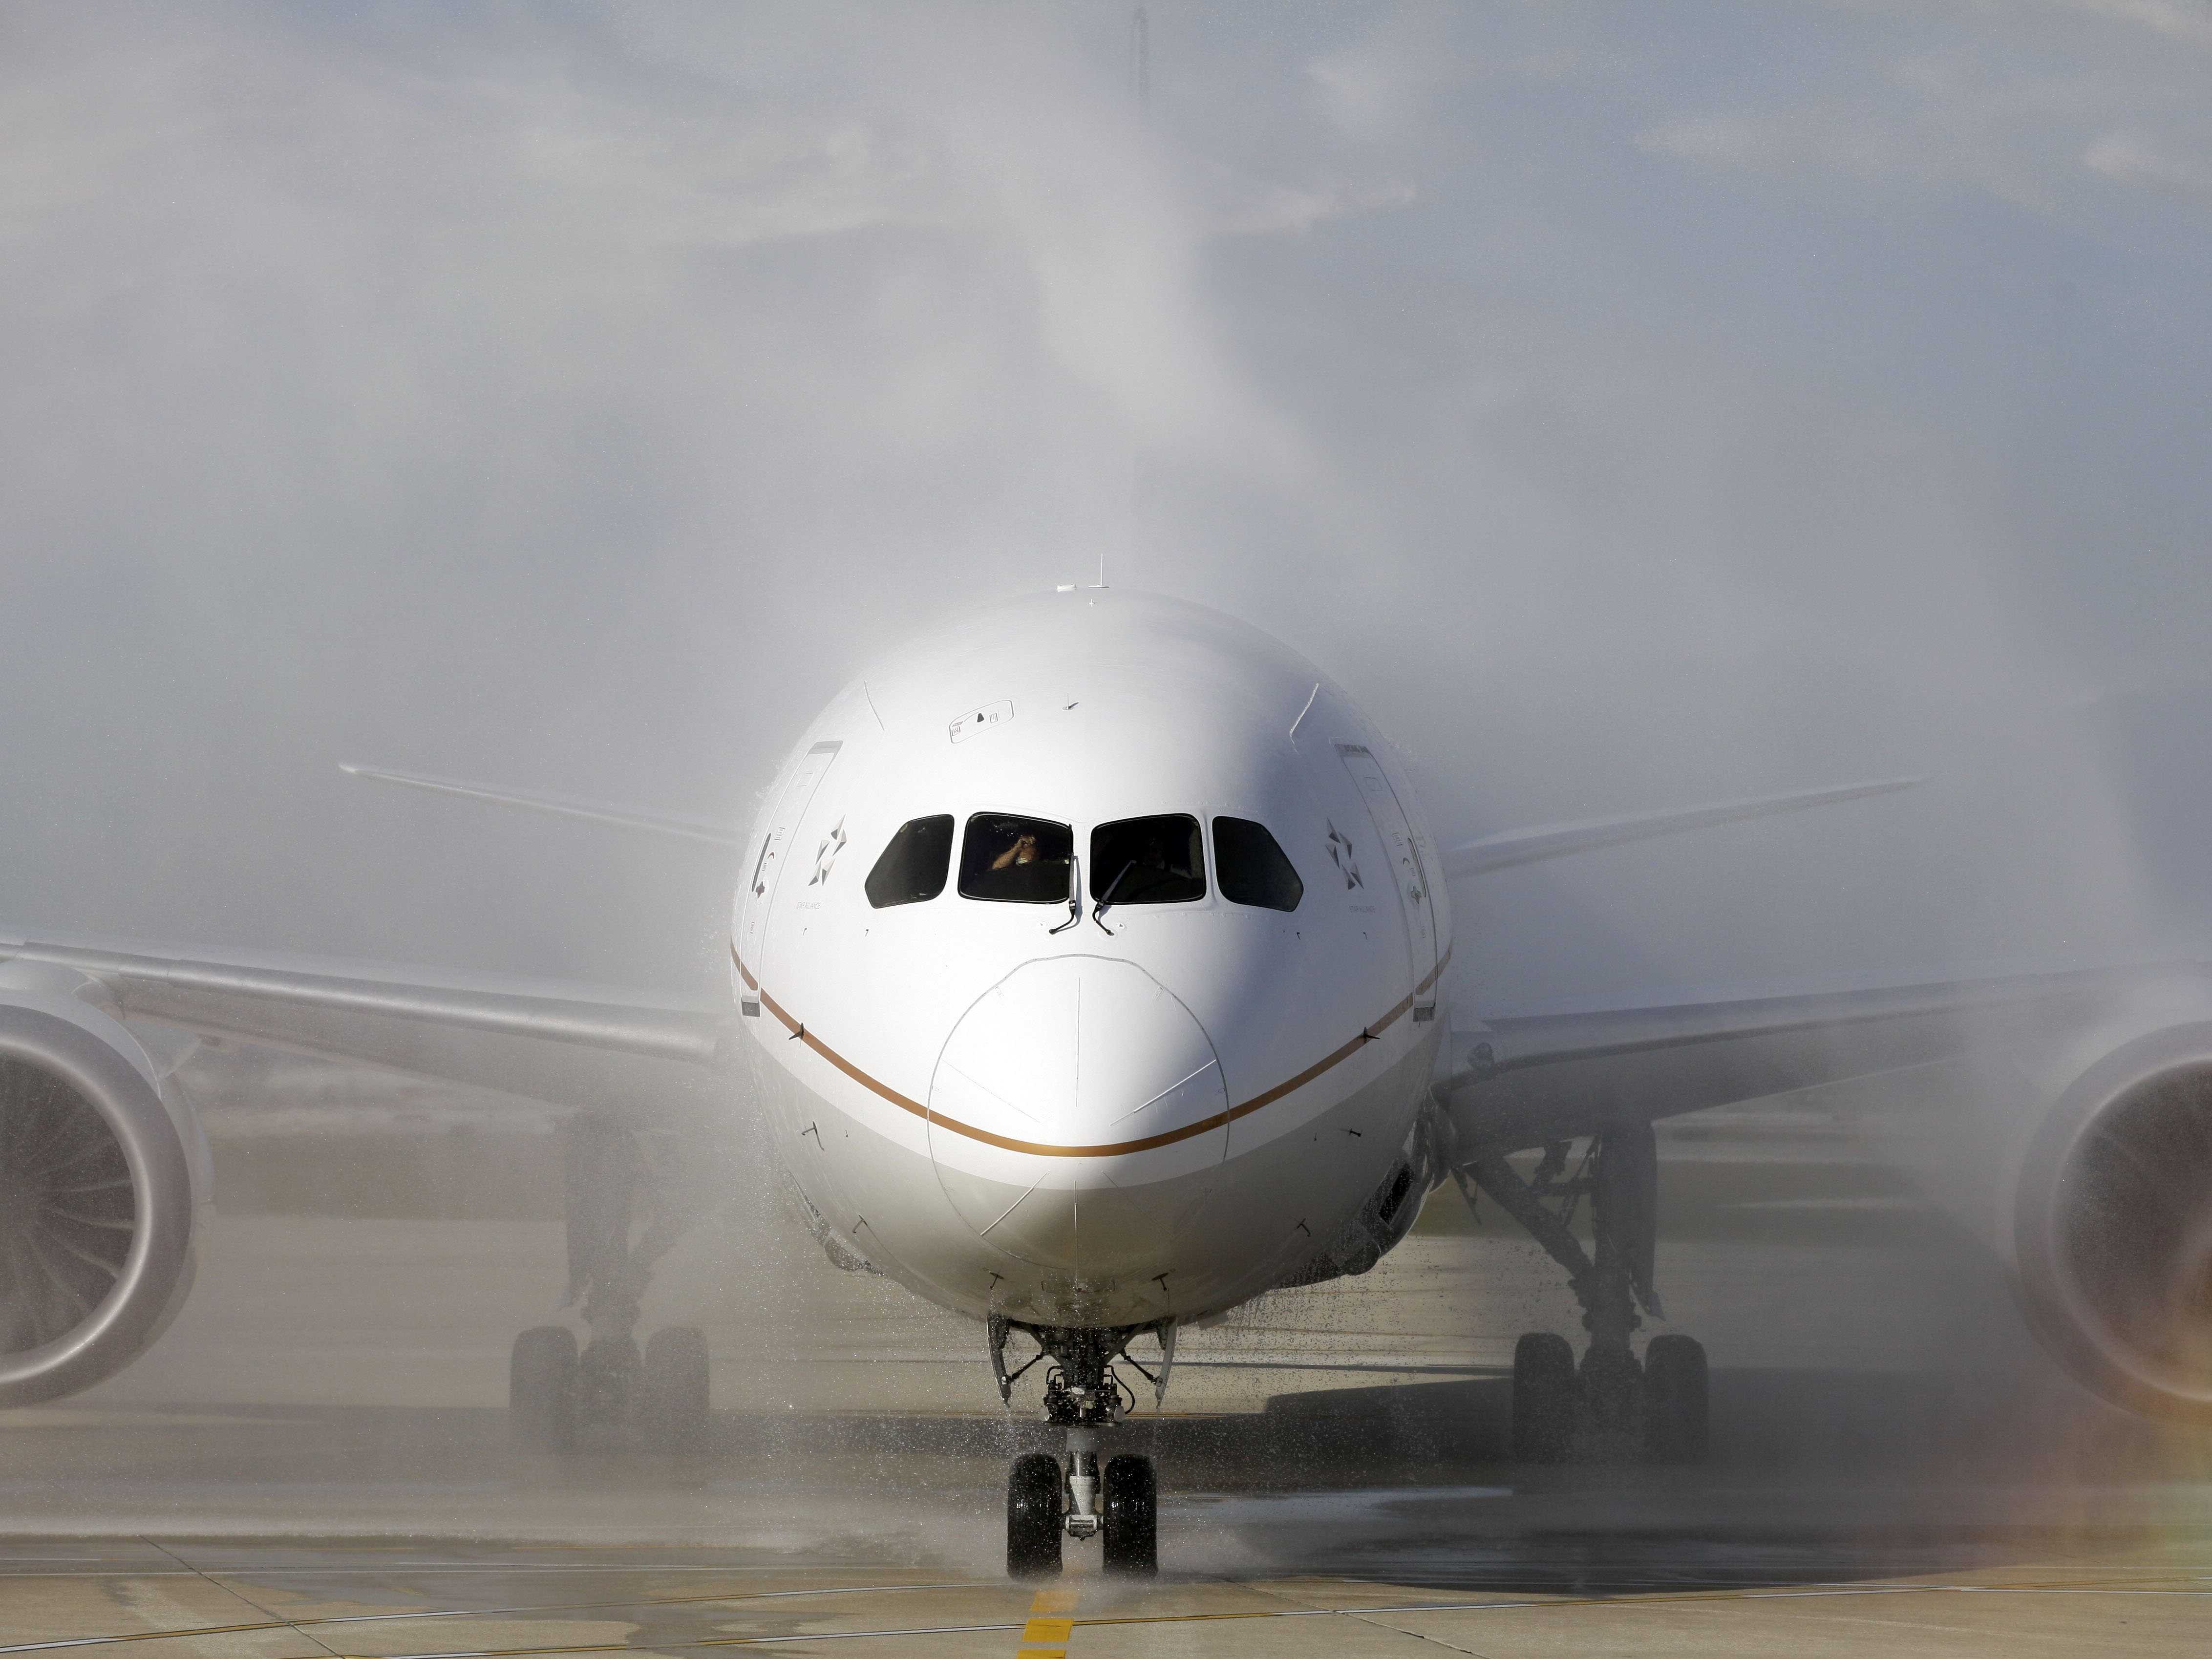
[3,1150,2210,1654]
[1,1469,2208,1658]
[4,1358,2210,1657]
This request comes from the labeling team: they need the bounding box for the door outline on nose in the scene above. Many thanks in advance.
[1336,743,1438,1001]
[735,740,841,986]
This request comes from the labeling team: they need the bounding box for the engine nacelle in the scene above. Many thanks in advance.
[0,969,203,1407]
[2011,1024,2212,1423]
[1715,971,2212,1424]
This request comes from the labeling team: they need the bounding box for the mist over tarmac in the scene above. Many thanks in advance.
[3,5,2212,1638]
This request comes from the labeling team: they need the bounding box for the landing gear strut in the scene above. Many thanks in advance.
[995,1320,1164,1578]
[510,1117,713,1453]
[1460,1119,1709,1463]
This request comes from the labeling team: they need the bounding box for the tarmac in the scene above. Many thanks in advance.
[4,1523,2210,1659]
[3,1087,2210,1656]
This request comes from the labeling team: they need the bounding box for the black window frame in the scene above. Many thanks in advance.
[1212,815,1304,912]
[864,814,956,909]
[957,812,1076,905]
[1088,813,1208,908]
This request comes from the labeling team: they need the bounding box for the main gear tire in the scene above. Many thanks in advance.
[640,1325,711,1453]
[1642,1333,1710,1464]
[510,1326,578,1453]
[1511,1331,1576,1463]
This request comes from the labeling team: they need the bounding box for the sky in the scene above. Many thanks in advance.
[3,0,2210,1015]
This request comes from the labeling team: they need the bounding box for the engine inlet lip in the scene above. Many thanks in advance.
[2014,1022,2212,1423]
[0,1006,193,1408]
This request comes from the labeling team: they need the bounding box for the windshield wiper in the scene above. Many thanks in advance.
[1048,853,1083,934]
[1092,860,1136,935]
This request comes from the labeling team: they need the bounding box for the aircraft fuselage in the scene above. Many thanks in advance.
[733,589,1451,1332]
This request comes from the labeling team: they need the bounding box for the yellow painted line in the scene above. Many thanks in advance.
[1017,1583,1076,1656]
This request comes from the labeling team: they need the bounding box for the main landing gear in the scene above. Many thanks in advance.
[1459,1119,1711,1463]
[994,1319,1166,1578]
[510,1118,712,1453]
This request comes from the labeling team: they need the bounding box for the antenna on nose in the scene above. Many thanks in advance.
[1120,7,1148,591]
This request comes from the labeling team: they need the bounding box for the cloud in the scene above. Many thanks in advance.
[1212,174,1416,237]
[1303,4,1468,143]
[2084,127,2212,198]
[1636,9,2212,217]
[2052,0,2212,49]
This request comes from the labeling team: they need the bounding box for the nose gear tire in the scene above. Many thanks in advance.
[1101,1454,1158,1574]
[1006,1452,1064,1578]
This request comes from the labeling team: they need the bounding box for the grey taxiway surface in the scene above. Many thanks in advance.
[4,1084,2210,1657]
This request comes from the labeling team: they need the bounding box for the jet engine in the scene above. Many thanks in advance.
[2009,1023,2212,1423]
[0,977,202,1407]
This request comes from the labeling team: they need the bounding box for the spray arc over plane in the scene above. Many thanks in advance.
[5,588,2212,1577]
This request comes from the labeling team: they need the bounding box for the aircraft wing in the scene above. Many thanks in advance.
[1442,777,1921,878]
[1439,965,2171,1150]
[1430,772,2153,1148]
[1,933,731,1119]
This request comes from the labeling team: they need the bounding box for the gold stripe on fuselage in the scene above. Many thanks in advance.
[733,943,1449,1159]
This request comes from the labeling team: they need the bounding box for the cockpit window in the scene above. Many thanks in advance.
[1090,814,1206,907]
[1213,817,1303,912]
[864,815,955,908]
[959,813,1074,904]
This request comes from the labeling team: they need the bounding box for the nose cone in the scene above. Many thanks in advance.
[928,957,1228,1279]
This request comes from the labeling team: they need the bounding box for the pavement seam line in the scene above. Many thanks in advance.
[1241,1574,1499,1659]
[0,1580,972,1652]
[11,1577,2212,1658]
[144,1538,343,1659]
[322,1585,2212,1658]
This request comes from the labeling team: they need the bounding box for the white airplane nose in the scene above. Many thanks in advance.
[926,956,1229,1280]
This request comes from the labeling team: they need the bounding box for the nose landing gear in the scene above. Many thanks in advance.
[996,1320,1166,1578]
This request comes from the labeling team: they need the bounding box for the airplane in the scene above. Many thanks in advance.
[2,586,2209,1578]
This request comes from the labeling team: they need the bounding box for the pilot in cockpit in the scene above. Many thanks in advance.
[990,831,1041,871]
